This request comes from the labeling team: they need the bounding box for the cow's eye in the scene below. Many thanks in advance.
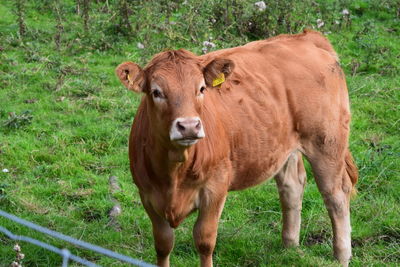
[200,86,206,94]
[152,89,163,98]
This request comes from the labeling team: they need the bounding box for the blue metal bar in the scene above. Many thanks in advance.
[0,226,99,266]
[61,249,71,267]
[0,210,155,267]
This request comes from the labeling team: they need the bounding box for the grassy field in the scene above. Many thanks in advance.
[0,0,399,266]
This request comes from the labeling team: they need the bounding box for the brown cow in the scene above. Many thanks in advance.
[116,29,358,267]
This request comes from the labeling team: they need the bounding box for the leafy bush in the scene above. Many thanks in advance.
[6,0,397,76]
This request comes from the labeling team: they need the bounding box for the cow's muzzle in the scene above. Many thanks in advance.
[170,117,205,146]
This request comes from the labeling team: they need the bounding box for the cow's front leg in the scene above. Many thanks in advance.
[193,192,227,267]
[142,201,174,267]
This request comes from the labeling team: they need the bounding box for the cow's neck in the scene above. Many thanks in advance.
[143,137,199,227]
[147,134,195,182]
[168,149,189,163]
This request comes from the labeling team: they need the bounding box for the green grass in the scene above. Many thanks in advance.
[1,0,399,266]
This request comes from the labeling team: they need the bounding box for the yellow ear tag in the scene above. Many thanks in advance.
[127,74,133,85]
[212,73,225,87]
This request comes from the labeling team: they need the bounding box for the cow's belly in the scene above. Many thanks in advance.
[228,113,298,191]
[229,147,294,190]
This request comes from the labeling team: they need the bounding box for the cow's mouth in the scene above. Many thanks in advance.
[175,138,200,146]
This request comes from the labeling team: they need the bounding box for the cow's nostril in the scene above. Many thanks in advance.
[177,121,186,132]
[195,121,201,130]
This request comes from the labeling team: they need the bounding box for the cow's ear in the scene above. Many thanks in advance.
[203,58,235,87]
[115,61,145,93]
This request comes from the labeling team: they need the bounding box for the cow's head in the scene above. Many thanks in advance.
[116,49,234,148]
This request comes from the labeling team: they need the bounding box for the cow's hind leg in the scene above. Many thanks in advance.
[275,151,307,247]
[307,148,356,267]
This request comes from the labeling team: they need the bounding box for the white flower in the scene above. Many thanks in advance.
[14,244,21,252]
[137,42,145,49]
[2,168,9,173]
[316,19,324,28]
[202,47,208,54]
[254,1,266,11]
[335,20,340,25]
[342,9,349,15]
[202,41,216,48]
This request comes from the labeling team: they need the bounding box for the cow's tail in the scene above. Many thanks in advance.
[345,148,359,196]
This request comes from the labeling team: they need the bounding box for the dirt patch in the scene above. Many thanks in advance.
[80,207,103,222]
[305,229,330,246]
